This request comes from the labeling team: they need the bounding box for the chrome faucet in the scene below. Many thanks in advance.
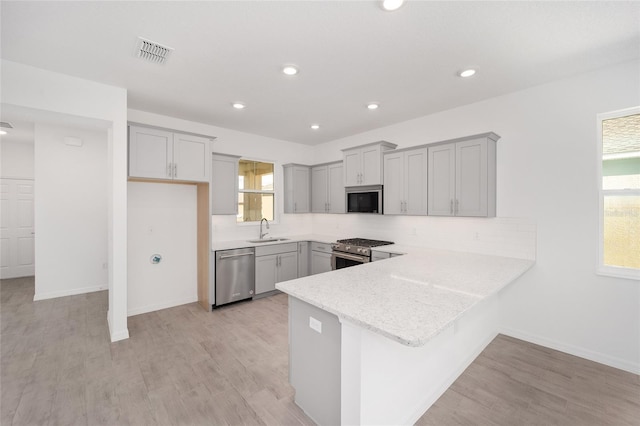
[259,218,270,240]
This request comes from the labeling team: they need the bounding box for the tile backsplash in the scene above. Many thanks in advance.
[312,214,537,260]
[213,212,536,261]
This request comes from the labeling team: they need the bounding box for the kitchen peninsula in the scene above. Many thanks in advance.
[276,246,534,426]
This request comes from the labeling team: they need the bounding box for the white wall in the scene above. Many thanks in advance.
[127,182,197,315]
[312,59,640,373]
[127,109,316,242]
[2,60,129,342]
[1,141,34,179]
[33,124,108,300]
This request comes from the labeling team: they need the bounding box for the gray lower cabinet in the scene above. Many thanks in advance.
[255,243,298,295]
[310,242,332,275]
[289,297,341,426]
[298,241,310,278]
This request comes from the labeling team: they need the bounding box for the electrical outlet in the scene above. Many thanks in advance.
[309,316,322,333]
[474,232,480,240]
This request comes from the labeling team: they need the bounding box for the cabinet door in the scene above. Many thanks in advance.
[327,163,345,214]
[343,150,361,186]
[311,251,332,275]
[293,166,310,213]
[129,126,173,179]
[277,251,299,283]
[311,166,328,213]
[405,148,428,215]
[361,145,382,185]
[298,242,310,278]
[383,152,404,215]
[428,144,455,216]
[173,133,211,182]
[456,139,488,217]
[255,255,278,294]
[211,154,239,215]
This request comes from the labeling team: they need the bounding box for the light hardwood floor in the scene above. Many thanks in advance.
[2,277,639,425]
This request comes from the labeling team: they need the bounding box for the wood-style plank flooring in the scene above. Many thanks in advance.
[2,276,639,425]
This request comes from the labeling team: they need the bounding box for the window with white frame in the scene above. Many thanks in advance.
[237,160,274,223]
[597,107,640,279]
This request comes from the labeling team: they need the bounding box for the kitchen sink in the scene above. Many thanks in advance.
[247,238,290,243]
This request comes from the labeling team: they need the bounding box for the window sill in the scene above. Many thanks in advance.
[596,266,640,281]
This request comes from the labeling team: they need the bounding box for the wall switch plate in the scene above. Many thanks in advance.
[309,316,322,333]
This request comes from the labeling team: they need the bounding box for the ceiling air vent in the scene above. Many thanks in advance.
[135,37,173,65]
[0,122,14,129]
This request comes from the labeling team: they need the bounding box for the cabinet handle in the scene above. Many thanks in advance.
[294,202,297,212]
[173,163,177,178]
[299,245,302,254]
[450,199,454,214]
[167,163,172,178]
[455,199,459,215]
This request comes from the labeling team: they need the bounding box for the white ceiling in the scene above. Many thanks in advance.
[1,1,639,145]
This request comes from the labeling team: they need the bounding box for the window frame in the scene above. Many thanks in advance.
[596,106,640,281]
[236,158,277,225]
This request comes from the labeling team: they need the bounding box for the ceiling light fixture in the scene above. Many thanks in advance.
[232,102,246,110]
[282,65,299,76]
[0,130,6,135]
[367,102,380,110]
[382,0,405,11]
[310,124,320,130]
[459,69,477,78]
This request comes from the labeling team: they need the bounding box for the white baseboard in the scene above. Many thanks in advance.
[33,284,107,301]
[127,296,197,317]
[500,327,640,375]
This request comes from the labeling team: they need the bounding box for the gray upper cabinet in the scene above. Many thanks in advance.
[383,147,427,215]
[129,125,212,182]
[311,162,345,213]
[283,164,311,213]
[211,153,240,215]
[427,133,498,217]
[342,141,397,186]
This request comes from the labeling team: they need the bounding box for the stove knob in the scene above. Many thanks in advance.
[346,246,351,251]
[357,248,363,253]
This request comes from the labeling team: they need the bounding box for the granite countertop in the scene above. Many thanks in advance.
[212,234,339,251]
[276,246,534,347]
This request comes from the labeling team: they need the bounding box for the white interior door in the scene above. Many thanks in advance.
[0,179,35,278]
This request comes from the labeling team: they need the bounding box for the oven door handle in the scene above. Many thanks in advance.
[331,252,368,262]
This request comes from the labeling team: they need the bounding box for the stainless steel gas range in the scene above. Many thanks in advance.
[331,238,394,270]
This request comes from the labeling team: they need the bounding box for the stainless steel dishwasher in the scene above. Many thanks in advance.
[215,247,255,307]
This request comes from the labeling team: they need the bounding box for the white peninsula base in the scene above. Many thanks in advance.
[289,293,501,425]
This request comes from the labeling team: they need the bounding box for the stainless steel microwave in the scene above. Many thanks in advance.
[346,185,383,214]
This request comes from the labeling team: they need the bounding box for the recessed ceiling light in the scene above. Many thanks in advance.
[0,130,6,135]
[232,102,246,109]
[459,69,477,78]
[282,65,299,76]
[382,0,405,11]
[367,102,380,110]
[310,124,320,130]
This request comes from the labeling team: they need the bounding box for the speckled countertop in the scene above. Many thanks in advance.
[211,234,339,251]
[276,246,534,347]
